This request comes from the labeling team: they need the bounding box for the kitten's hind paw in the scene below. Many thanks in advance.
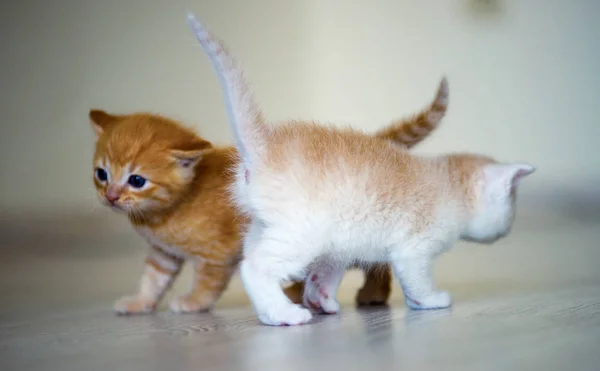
[405,291,452,310]
[113,295,156,315]
[303,280,340,315]
[258,304,313,326]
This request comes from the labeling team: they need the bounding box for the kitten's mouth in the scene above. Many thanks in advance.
[111,203,142,216]
[106,201,126,212]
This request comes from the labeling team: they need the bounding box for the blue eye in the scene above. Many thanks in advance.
[128,175,146,188]
[96,168,108,182]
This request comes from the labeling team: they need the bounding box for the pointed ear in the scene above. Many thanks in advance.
[89,109,118,137]
[170,149,211,168]
[485,163,536,190]
[509,163,536,188]
[170,139,213,168]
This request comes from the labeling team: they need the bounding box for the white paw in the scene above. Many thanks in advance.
[405,291,452,310]
[303,280,340,315]
[258,304,313,326]
[113,295,156,315]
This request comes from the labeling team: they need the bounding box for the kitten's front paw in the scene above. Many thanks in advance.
[405,291,452,310]
[303,280,340,315]
[113,295,156,315]
[258,304,313,326]
[169,295,214,314]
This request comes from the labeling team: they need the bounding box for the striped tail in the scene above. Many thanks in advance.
[187,13,267,167]
[375,77,449,149]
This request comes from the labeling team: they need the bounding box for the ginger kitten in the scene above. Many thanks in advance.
[187,13,535,326]
[91,110,244,314]
[90,69,448,314]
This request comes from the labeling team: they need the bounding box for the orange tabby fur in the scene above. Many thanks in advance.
[90,79,447,314]
[91,110,246,313]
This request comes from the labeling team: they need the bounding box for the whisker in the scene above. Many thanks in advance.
[129,206,146,224]
[85,194,100,213]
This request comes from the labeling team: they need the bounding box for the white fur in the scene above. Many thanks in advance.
[462,163,535,243]
[187,13,266,167]
[302,260,344,314]
[236,158,533,325]
[186,13,535,326]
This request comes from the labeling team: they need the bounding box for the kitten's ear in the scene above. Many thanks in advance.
[509,163,536,188]
[485,163,536,190]
[89,109,118,137]
[170,139,213,168]
[170,149,211,168]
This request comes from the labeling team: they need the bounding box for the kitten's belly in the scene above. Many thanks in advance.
[328,230,399,265]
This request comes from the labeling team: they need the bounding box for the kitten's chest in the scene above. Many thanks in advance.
[134,225,192,259]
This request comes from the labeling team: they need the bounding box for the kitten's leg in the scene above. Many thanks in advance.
[391,254,451,310]
[240,224,314,326]
[355,263,392,307]
[114,246,184,315]
[169,259,237,313]
[287,263,392,307]
[303,260,345,314]
[283,281,305,304]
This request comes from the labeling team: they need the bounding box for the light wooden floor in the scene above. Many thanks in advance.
[1,209,599,371]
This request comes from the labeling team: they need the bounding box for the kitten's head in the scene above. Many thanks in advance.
[89,109,212,216]
[459,155,535,244]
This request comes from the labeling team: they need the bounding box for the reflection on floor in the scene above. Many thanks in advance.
[1,209,599,371]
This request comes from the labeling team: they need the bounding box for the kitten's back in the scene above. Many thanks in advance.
[264,123,438,195]
[250,123,457,237]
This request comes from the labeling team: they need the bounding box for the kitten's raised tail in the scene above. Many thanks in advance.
[187,13,267,167]
[375,77,449,149]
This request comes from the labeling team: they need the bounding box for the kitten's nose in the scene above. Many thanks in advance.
[105,186,121,203]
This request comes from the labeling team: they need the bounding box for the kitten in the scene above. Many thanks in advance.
[90,66,448,315]
[187,13,535,326]
[91,110,244,314]
[285,76,449,306]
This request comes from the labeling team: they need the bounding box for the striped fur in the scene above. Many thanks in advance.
[376,78,448,149]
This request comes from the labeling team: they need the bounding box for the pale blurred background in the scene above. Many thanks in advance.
[1,0,599,322]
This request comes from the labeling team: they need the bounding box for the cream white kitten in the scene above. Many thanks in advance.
[187,14,535,326]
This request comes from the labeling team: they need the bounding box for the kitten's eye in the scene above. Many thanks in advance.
[128,175,147,188]
[96,168,108,182]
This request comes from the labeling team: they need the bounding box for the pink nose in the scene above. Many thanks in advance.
[105,188,121,203]
[106,195,119,203]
